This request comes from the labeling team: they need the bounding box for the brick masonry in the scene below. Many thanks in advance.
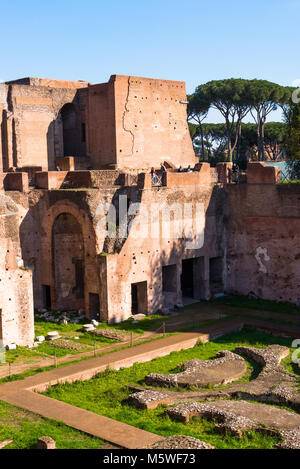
[0,73,298,345]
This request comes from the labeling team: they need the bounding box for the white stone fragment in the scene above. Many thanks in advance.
[6,344,17,350]
[46,331,60,341]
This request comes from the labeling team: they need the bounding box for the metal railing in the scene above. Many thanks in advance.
[151,173,162,187]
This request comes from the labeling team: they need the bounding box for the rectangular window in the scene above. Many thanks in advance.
[162,265,177,292]
[89,293,100,319]
[81,123,86,143]
[42,285,51,309]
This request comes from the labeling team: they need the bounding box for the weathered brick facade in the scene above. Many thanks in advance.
[0,76,298,345]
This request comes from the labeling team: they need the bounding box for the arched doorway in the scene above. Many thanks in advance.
[52,213,85,310]
[60,103,80,156]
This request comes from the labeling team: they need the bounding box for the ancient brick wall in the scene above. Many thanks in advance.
[87,80,116,168]
[0,81,88,172]
[226,184,300,303]
[11,168,226,324]
[1,74,197,173]
[113,75,197,170]
[0,193,34,346]
[91,174,226,322]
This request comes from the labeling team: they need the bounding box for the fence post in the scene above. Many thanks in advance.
[54,349,57,368]
[163,322,166,336]
[94,340,96,357]
[9,362,12,379]
[130,332,133,347]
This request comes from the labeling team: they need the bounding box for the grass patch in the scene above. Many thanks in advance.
[43,328,291,449]
[281,180,300,184]
[4,347,46,364]
[0,334,174,384]
[0,400,104,449]
[212,295,300,316]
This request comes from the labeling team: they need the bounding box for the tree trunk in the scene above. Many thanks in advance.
[261,122,265,161]
[199,123,205,160]
[226,119,232,162]
[235,122,242,162]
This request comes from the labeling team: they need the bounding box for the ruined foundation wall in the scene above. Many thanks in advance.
[0,192,34,346]
[226,184,300,303]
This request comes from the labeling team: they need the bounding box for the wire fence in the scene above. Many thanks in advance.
[2,321,168,380]
[151,173,163,187]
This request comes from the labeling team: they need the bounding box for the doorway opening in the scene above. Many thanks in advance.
[60,103,81,156]
[209,257,223,294]
[42,285,51,309]
[181,257,205,303]
[181,259,194,298]
[89,293,100,319]
[131,281,148,315]
[52,213,84,310]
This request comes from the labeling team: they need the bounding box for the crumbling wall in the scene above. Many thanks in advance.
[92,177,226,322]
[114,75,197,170]
[0,193,34,346]
[226,184,300,303]
[0,81,88,172]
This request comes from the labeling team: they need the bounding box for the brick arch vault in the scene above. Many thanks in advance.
[39,200,100,318]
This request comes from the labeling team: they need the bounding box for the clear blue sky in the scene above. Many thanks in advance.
[1,0,299,122]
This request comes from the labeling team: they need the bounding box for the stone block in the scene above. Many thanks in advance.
[35,171,67,190]
[4,172,29,192]
[37,436,56,450]
[56,156,75,171]
[217,162,233,184]
[6,344,17,350]
[247,162,280,184]
[46,331,60,341]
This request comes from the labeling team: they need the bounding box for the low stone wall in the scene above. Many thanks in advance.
[3,173,29,192]
[35,171,68,190]
[247,162,280,184]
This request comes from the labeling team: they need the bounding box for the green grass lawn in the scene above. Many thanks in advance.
[3,317,158,363]
[1,312,182,364]
[44,328,296,449]
[0,400,104,449]
[3,346,48,364]
[212,294,300,316]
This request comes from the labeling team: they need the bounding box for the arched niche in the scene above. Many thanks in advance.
[52,212,85,310]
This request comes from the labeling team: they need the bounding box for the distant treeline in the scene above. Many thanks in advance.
[189,121,287,168]
[187,78,300,164]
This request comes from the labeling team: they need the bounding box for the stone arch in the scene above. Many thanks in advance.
[52,213,85,310]
[40,200,99,314]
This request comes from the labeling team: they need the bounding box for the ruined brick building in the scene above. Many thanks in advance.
[0,75,299,346]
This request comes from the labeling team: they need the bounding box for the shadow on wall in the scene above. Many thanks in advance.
[147,185,226,316]
[47,93,87,170]
[101,182,227,323]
